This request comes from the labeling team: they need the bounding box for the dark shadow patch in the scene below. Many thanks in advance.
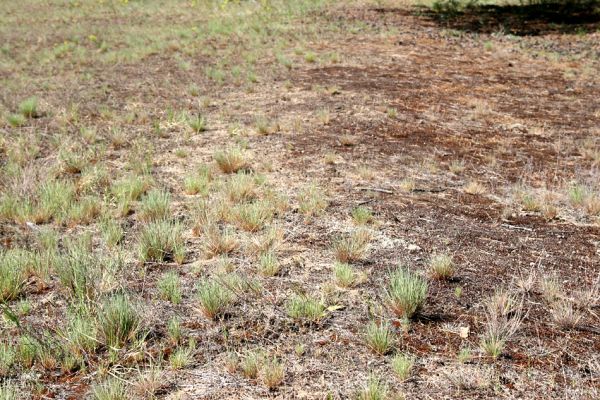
[413,0,600,35]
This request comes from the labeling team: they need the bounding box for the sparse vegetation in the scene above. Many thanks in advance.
[1,0,597,397]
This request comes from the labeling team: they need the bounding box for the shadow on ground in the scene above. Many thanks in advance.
[413,0,600,35]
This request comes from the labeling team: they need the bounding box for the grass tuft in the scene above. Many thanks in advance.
[214,148,249,174]
[97,293,142,349]
[197,279,233,320]
[387,267,428,319]
[365,321,394,355]
[139,220,184,263]
[428,253,455,280]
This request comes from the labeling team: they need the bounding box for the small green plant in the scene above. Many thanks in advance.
[357,374,389,400]
[183,174,210,195]
[139,220,184,263]
[261,358,285,389]
[196,279,233,319]
[258,251,280,277]
[91,378,128,400]
[386,107,398,119]
[18,97,38,118]
[333,262,359,288]
[97,293,142,349]
[365,321,394,355]
[286,295,325,323]
[332,229,371,263]
[224,173,258,203]
[170,342,195,369]
[0,381,21,400]
[391,353,414,381]
[457,347,472,363]
[17,335,40,368]
[214,148,249,174]
[7,114,26,128]
[167,317,183,345]
[158,271,182,304]
[63,311,98,356]
[428,253,455,280]
[0,343,16,377]
[0,250,26,301]
[241,350,263,379]
[387,267,428,319]
[351,206,373,225]
[568,183,586,206]
[188,114,206,133]
[139,189,171,222]
[298,184,327,216]
[233,201,274,232]
[202,225,237,258]
[100,218,124,247]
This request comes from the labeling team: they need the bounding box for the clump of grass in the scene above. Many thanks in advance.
[167,317,182,345]
[357,375,389,400]
[196,279,233,319]
[241,350,263,379]
[18,97,38,118]
[333,262,359,288]
[139,220,184,263]
[365,321,394,355]
[100,218,124,247]
[551,300,582,330]
[0,381,21,400]
[257,251,280,277]
[7,114,26,127]
[0,250,26,301]
[479,290,522,359]
[286,294,326,323]
[63,311,98,356]
[391,353,415,381]
[0,343,16,377]
[112,175,152,216]
[56,236,103,300]
[428,253,455,280]
[464,181,486,195]
[158,271,182,304]
[399,178,416,193]
[298,184,327,216]
[261,358,285,389]
[568,183,586,206]
[387,267,428,319]
[97,293,142,349]
[183,173,210,195]
[170,341,195,369]
[233,201,274,232]
[66,196,101,226]
[91,378,128,400]
[214,148,249,174]
[132,365,164,399]
[188,114,206,133]
[17,335,40,368]
[449,160,466,174]
[138,189,171,222]
[351,206,373,225]
[332,229,371,263]
[224,173,258,203]
[203,225,237,258]
[386,107,398,119]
